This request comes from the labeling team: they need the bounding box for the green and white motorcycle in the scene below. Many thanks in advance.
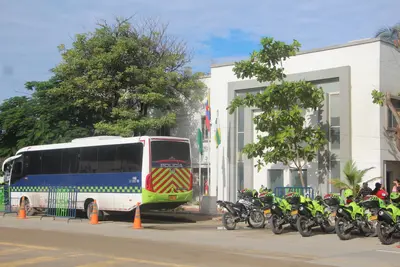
[376,192,400,245]
[296,194,338,237]
[335,189,384,240]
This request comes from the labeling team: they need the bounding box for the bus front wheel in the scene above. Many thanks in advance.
[86,201,104,221]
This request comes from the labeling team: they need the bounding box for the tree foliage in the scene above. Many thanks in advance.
[227,37,327,186]
[52,17,204,136]
[0,17,204,157]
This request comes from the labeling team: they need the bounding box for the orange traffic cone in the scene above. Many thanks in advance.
[90,200,99,225]
[18,196,27,219]
[133,202,143,229]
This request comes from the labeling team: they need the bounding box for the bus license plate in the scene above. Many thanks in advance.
[264,209,271,214]
[291,210,298,216]
[370,215,377,221]
[169,195,177,200]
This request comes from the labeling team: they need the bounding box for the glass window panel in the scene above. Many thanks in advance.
[290,169,308,187]
[79,147,98,173]
[268,169,284,191]
[237,162,244,190]
[41,150,62,174]
[330,127,340,151]
[238,107,244,132]
[330,94,340,127]
[330,160,341,179]
[238,133,244,151]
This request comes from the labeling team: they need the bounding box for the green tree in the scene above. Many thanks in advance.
[51,17,205,136]
[375,23,400,44]
[227,37,327,187]
[331,160,374,195]
[0,78,90,157]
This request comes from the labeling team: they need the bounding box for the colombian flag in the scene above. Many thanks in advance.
[205,91,211,132]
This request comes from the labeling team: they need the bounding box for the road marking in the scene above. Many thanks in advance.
[75,260,121,267]
[0,242,58,251]
[242,250,317,260]
[112,256,195,267]
[0,248,30,256]
[226,251,309,262]
[0,256,58,266]
[376,249,400,254]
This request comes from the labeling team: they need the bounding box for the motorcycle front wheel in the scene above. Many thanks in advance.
[271,214,284,234]
[335,217,352,240]
[377,221,396,245]
[248,210,265,229]
[297,215,313,237]
[222,212,237,230]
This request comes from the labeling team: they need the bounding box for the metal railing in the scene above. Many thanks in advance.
[0,185,17,216]
[274,187,315,199]
[40,186,80,223]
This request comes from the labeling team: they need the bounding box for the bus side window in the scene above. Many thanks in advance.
[11,160,23,182]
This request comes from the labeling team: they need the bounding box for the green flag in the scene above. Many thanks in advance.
[197,128,203,155]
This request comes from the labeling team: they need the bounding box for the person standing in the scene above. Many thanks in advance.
[392,179,400,193]
[357,182,372,198]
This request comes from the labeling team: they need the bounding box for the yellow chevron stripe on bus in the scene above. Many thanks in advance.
[155,176,188,193]
[153,173,188,192]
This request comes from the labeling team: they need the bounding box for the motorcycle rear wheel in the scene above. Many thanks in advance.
[335,217,352,240]
[377,221,396,245]
[222,212,237,230]
[297,215,313,237]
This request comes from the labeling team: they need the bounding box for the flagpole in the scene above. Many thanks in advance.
[199,148,202,201]
[216,110,219,200]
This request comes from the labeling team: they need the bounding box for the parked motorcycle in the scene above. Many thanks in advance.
[270,192,301,234]
[335,192,384,240]
[296,195,336,237]
[376,192,400,245]
[258,190,276,228]
[217,190,265,230]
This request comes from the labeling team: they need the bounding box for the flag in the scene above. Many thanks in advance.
[196,128,203,155]
[215,115,221,148]
[205,91,211,132]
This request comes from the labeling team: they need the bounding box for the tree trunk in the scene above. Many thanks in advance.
[385,92,400,152]
[298,168,306,188]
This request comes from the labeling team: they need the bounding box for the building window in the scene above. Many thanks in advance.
[201,116,209,140]
[388,98,400,129]
[237,161,244,190]
[329,93,340,158]
[290,169,307,187]
[268,169,284,190]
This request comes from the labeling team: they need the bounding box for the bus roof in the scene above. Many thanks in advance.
[15,136,190,154]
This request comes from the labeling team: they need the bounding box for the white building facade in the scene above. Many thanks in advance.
[201,38,400,202]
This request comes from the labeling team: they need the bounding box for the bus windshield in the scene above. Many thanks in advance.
[151,141,190,164]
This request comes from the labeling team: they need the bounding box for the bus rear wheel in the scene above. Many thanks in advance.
[86,201,105,221]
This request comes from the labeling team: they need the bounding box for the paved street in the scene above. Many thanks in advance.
[0,227,326,267]
[0,216,399,267]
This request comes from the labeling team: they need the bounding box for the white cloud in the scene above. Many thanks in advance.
[0,0,400,99]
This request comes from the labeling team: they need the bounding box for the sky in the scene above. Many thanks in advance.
[0,0,400,101]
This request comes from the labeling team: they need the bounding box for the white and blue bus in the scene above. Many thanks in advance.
[1,136,193,218]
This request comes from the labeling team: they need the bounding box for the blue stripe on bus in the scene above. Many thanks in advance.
[10,172,142,193]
